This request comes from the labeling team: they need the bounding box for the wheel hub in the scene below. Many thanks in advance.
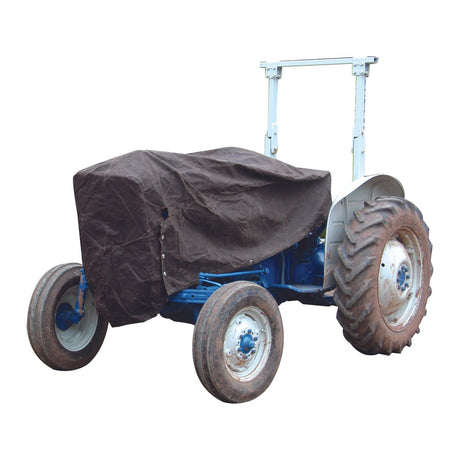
[379,238,413,317]
[54,286,99,352]
[55,303,75,330]
[396,264,411,292]
[223,306,271,382]
[56,302,85,331]
[378,229,423,328]
[238,331,257,356]
[226,325,259,366]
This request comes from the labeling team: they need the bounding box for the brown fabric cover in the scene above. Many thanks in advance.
[74,147,331,326]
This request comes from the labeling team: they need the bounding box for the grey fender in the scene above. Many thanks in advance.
[323,174,404,290]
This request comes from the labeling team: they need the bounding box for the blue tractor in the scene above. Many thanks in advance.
[27,57,432,403]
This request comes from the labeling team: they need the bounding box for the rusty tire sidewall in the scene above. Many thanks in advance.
[28,264,108,370]
[196,282,283,403]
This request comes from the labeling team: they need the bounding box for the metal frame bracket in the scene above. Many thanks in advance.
[263,65,283,157]
[264,65,282,80]
[260,56,378,179]
[351,58,372,77]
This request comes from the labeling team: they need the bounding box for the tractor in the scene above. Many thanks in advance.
[27,57,432,403]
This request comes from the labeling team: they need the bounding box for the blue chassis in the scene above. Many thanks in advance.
[56,226,334,330]
[160,225,335,325]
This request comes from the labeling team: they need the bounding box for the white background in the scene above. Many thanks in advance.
[1,1,458,459]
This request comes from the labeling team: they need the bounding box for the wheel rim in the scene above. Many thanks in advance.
[223,306,272,382]
[378,228,423,328]
[55,286,99,352]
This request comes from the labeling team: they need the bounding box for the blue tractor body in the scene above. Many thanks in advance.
[161,224,333,325]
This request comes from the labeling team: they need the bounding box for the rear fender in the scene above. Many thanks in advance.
[323,174,404,290]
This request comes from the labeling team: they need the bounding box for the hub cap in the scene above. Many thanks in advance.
[378,229,423,328]
[223,306,272,382]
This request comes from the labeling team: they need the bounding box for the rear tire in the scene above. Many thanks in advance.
[193,281,283,403]
[333,197,432,355]
[27,263,108,370]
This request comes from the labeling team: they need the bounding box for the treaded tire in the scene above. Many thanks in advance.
[193,281,283,403]
[333,197,432,355]
[27,263,109,370]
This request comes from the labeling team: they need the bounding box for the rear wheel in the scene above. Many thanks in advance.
[333,197,432,355]
[27,263,108,370]
[193,281,283,403]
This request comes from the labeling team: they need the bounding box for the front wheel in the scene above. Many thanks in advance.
[333,197,433,355]
[27,263,108,370]
[193,281,284,403]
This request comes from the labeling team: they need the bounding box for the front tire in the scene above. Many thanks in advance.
[27,263,108,370]
[333,197,432,355]
[193,281,284,403]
